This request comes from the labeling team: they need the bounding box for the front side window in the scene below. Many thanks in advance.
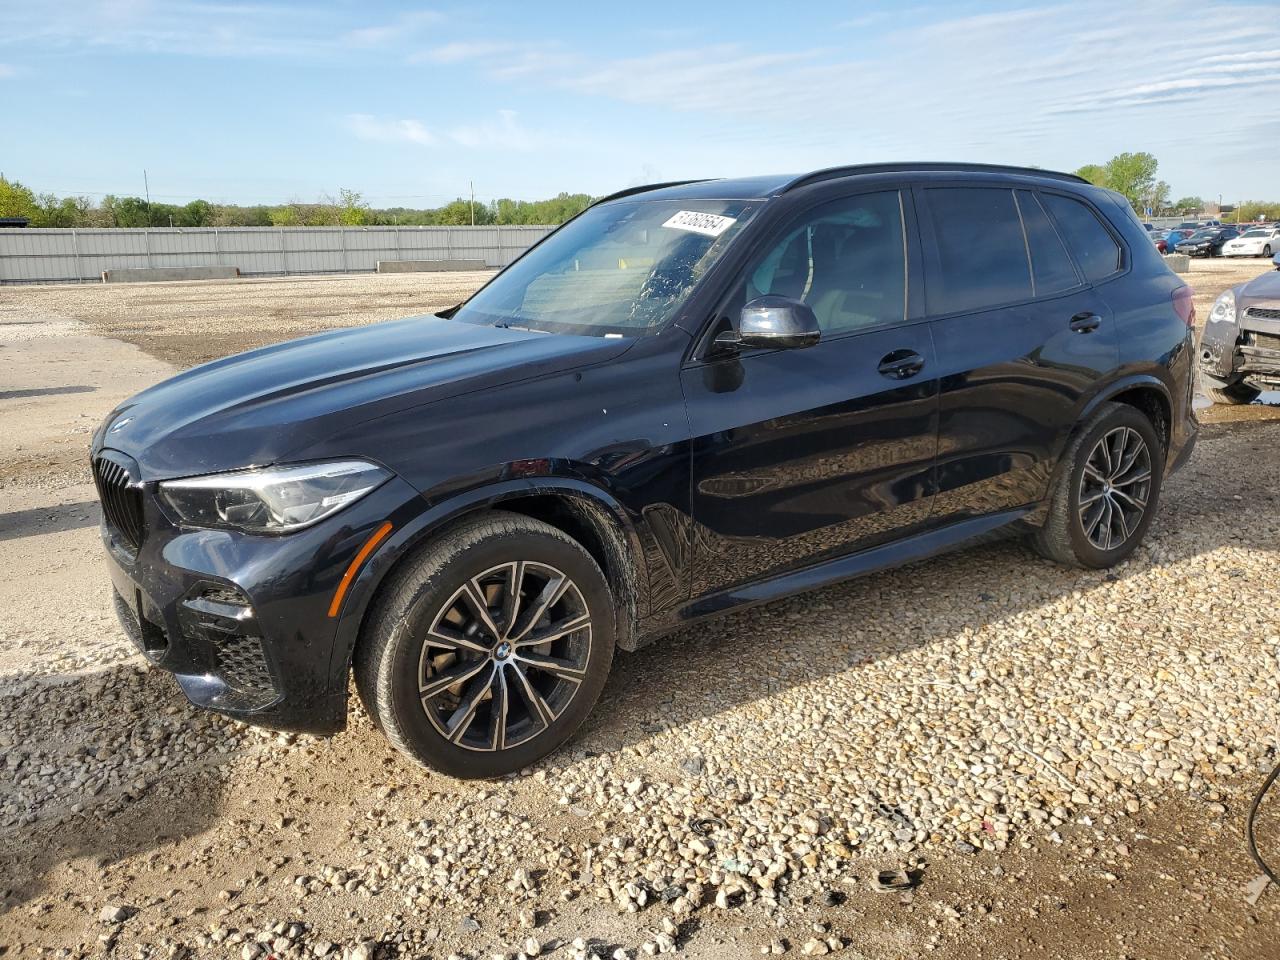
[452,199,760,336]
[1041,193,1122,282]
[924,187,1032,314]
[739,191,907,335]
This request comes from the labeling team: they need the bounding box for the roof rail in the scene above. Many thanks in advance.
[781,162,1087,192]
[591,179,714,205]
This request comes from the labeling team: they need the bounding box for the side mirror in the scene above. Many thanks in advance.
[715,296,821,351]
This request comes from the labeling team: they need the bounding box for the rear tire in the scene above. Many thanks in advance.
[1264,245,1272,257]
[1031,403,1164,569]
[1204,377,1261,405]
[354,511,615,778]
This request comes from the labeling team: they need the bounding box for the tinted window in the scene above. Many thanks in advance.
[745,191,906,334]
[1041,193,1121,282]
[925,187,1031,314]
[1015,190,1078,295]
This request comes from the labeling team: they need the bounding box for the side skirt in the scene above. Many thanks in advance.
[634,506,1035,643]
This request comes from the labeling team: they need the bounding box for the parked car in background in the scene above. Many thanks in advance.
[1175,227,1239,257]
[1163,228,1194,252]
[1222,226,1280,258]
[1176,221,1202,231]
[1201,267,1280,403]
[91,162,1200,775]
[1153,234,1168,254]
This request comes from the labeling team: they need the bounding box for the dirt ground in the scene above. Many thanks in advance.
[1,259,1279,960]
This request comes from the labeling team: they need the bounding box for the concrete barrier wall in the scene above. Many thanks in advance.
[0,225,552,284]
[102,265,241,283]
[376,259,488,273]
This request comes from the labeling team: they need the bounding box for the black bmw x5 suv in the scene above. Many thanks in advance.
[93,163,1198,777]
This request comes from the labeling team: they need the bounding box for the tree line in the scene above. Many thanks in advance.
[1072,152,1279,222]
[0,177,593,228]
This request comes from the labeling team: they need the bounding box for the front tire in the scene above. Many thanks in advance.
[1031,403,1164,569]
[354,511,615,778]
[1264,245,1272,258]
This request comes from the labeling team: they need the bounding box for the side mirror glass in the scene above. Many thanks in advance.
[717,296,821,351]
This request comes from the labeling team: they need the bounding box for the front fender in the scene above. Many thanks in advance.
[324,474,652,697]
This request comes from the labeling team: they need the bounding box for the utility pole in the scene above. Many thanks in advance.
[469,180,475,226]
[143,169,152,227]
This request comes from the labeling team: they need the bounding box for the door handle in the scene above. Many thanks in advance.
[877,349,925,380]
[1070,312,1102,333]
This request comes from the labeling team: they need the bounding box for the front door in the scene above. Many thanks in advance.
[680,189,940,597]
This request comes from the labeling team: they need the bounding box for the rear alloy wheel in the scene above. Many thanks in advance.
[1031,403,1164,569]
[1076,427,1152,552]
[1264,245,1272,257]
[355,512,614,778]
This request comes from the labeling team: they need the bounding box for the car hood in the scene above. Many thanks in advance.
[95,316,633,480]
[1238,269,1280,310]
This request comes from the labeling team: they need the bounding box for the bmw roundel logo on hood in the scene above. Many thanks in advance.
[108,416,133,434]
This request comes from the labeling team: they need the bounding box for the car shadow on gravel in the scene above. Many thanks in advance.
[0,500,100,542]
[0,659,244,914]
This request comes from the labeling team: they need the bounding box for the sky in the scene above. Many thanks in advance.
[1,0,1277,208]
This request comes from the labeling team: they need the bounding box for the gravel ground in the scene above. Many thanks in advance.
[1,261,1279,959]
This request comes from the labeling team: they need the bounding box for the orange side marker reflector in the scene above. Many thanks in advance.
[327,521,393,618]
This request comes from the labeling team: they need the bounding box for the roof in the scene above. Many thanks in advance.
[595,162,1087,206]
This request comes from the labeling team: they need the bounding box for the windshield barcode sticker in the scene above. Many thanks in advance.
[662,210,736,237]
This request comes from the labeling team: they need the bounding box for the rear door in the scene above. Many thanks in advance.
[919,184,1121,524]
[681,188,939,597]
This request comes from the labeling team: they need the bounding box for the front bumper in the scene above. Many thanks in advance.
[99,459,424,734]
[1200,306,1280,388]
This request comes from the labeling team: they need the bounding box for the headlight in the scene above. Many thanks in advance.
[1207,289,1236,327]
[159,460,390,533]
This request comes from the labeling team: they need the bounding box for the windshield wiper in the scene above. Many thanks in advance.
[493,321,550,334]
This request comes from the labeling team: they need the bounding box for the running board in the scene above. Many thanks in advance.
[681,507,1032,622]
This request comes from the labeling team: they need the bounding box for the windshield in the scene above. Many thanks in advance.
[1242,229,1268,238]
[451,199,762,336]
[1188,230,1216,239]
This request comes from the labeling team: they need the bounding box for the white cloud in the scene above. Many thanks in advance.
[344,110,537,152]
[412,40,514,64]
[345,113,436,146]
[0,1,442,58]
[343,10,442,48]
[447,109,537,151]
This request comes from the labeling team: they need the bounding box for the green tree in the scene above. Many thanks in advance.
[1172,196,1203,214]
[32,193,91,227]
[269,205,301,226]
[1073,164,1107,187]
[337,188,369,226]
[102,195,151,228]
[178,199,214,226]
[1101,152,1159,213]
[0,176,40,220]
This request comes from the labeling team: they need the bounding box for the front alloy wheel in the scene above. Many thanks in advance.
[1077,427,1152,551]
[419,561,592,752]
[355,512,615,777]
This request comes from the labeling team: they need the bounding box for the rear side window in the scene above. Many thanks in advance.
[1041,193,1122,282]
[1015,190,1079,295]
[924,187,1031,314]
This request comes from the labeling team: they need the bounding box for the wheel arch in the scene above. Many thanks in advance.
[327,478,647,705]
[1079,374,1172,454]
